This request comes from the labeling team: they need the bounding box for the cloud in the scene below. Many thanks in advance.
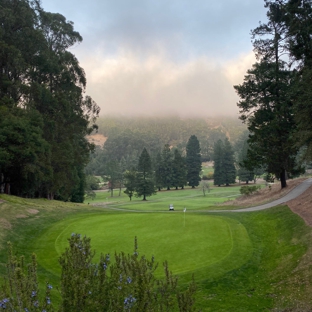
[81,50,256,118]
[45,0,267,61]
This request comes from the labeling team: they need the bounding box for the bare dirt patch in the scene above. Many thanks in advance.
[286,185,312,227]
[16,214,28,218]
[0,218,12,230]
[27,208,39,215]
[87,134,107,147]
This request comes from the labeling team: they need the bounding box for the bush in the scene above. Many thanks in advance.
[202,172,214,180]
[1,235,197,311]
[240,185,261,196]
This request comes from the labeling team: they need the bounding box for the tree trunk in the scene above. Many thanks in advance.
[280,170,287,188]
[0,173,4,193]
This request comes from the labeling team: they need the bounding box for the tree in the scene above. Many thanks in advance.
[172,149,187,189]
[213,140,224,186]
[0,0,100,200]
[186,135,201,188]
[124,169,137,201]
[161,144,173,190]
[102,160,122,197]
[283,0,312,161]
[237,140,255,184]
[200,180,210,196]
[222,138,236,186]
[135,148,156,200]
[154,152,163,191]
[234,1,302,189]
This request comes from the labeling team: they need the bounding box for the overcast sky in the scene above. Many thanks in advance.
[42,0,268,118]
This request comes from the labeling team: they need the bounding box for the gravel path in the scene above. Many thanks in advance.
[210,178,312,213]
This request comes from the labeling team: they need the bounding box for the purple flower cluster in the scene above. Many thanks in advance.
[124,295,136,309]
[0,298,9,309]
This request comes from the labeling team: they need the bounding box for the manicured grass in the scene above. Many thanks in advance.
[1,187,312,311]
[34,213,252,280]
[90,185,242,211]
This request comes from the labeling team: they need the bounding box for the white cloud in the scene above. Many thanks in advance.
[81,51,256,118]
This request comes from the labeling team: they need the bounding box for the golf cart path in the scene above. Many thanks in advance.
[210,178,312,213]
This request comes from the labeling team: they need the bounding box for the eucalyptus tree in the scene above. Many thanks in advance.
[0,0,99,200]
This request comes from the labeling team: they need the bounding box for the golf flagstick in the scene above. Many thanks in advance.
[184,207,186,227]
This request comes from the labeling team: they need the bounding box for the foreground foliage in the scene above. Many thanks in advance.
[0,234,197,311]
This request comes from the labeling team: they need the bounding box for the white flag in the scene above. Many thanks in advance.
[184,208,186,213]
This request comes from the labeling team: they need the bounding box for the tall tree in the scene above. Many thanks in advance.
[186,135,201,188]
[234,1,302,188]
[161,144,173,190]
[237,140,255,184]
[154,152,163,191]
[222,138,236,186]
[135,148,156,200]
[172,149,187,189]
[284,0,312,161]
[0,0,100,200]
[213,140,224,187]
[124,169,137,201]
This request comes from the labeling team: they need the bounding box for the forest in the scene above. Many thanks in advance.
[2,0,312,200]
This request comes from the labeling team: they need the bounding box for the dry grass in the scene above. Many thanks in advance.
[222,178,307,208]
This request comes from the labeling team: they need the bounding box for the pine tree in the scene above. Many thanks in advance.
[172,149,187,189]
[186,135,201,188]
[161,144,173,190]
[135,148,156,200]
[213,140,224,186]
[222,138,236,186]
[154,153,163,191]
[237,141,254,184]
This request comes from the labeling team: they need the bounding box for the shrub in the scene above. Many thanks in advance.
[240,185,261,196]
[202,172,214,180]
[0,235,197,311]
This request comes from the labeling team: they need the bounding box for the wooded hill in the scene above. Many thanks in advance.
[87,115,246,166]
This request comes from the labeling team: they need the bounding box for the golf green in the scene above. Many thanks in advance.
[34,212,253,279]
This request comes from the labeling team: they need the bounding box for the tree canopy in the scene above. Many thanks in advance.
[0,0,99,201]
[234,0,310,188]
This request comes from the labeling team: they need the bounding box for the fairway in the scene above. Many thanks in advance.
[34,212,252,279]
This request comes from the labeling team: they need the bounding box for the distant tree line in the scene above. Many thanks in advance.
[88,116,244,166]
[98,135,202,200]
[0,0,99,201]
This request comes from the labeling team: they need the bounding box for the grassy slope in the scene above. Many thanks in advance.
[0,186,312,311]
